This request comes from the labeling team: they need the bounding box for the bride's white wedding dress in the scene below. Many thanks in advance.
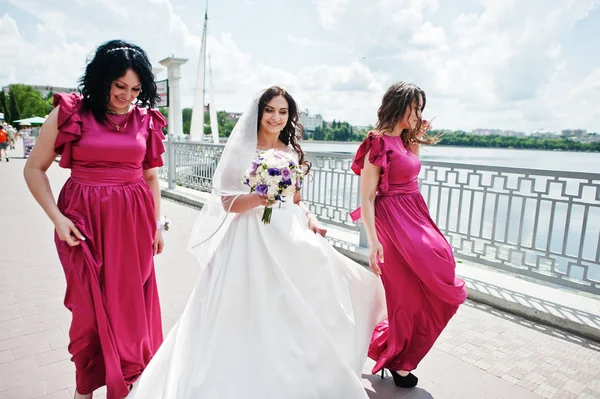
[128,197,386,398]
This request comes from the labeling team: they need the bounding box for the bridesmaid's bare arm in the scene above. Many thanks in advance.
[24,106,85,246]
[410,142,420,157]
[143,168,165,255]
[359,151,383,274]
[143,168,162,223]
[24,107,61,222]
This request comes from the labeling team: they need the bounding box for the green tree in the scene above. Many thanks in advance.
[0,91,9,122]
[333,125,351,141]
[6,84,52,123]
[158,107,168,119]
[45,91,55,111]
[183,107,193,135]
[313,126,324,141]
[216,111,235,137]
[352,125,371,142]
[8,91,21,125]
[436,131,599,152]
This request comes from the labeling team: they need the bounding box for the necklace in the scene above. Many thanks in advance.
[105,112,128,131]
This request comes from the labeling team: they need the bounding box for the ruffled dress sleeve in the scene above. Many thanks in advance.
[351,132,393,192]
[142,109,167,169]
[53,93,83,169]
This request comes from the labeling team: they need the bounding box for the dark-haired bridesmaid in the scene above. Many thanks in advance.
[24,39,168,399]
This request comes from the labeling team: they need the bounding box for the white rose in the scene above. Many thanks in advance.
[267,187,279,199]
[249,175,260,188]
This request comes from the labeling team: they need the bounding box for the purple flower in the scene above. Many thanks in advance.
[256,184,268,196]
[281,167,291,180]
[268,168,281,176]
[279,179,292,188]
[295,178,303,189]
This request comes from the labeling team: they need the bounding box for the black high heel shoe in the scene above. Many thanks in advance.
[389,370,418,388]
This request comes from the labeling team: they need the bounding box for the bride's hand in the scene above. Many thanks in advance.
[307,214,327,237]
[254,192,271,207]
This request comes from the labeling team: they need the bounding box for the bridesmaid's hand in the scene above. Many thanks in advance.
[368,240,383,276]
[154,229,164,255]
[54,215,85,247]
[308,214,327,237]
[416,119,430,139]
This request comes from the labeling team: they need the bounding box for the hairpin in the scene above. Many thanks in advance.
[107,47,142,55]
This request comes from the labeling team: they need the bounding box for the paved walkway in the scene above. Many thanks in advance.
[1,148,599,399]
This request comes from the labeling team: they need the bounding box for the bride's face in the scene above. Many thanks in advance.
[259,95,289,136]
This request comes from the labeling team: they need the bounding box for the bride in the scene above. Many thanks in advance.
[128,86,386,399]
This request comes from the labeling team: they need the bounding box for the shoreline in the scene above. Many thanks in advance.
[301,141,600,153]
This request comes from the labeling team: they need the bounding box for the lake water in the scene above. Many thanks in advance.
[301,142,600,174]
[300,142,600,288]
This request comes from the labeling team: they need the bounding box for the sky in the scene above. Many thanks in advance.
[1,0,599,133]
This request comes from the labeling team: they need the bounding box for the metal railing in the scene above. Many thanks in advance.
[418,162,600,294]
[160,141,600,294]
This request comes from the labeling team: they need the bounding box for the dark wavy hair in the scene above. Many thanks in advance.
[257,86,310,172]
[376,82,438,148]
[78,39,159,122]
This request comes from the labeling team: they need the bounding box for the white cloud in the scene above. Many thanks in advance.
[313,0,352,29]
[1,0,599,131]
[310,0,600,130]
[2,0,205,101]
[409,21,447,49]
[208,35,386,121]
[287,35,333,48]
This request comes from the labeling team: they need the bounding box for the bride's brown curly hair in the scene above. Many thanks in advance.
[375,82,439,148]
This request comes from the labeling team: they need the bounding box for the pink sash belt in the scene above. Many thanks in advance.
[71,167,143,186]
[350,180,419,222]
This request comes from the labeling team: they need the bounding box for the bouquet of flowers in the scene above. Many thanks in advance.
[244,149,304,224]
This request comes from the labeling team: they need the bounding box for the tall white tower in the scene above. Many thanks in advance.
[189,3,209,142]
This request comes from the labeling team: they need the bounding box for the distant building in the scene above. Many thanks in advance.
[561,129,587,138]
[471,128,526,137]
[224,112,242,125]
[2,84,77,98]
[531,131,560,139]
[581,133,600,142]
[298,110,323,132]
[569,132,599,143]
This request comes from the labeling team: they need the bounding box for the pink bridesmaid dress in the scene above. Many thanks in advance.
[352,132,467,374]
[53,92,166,399]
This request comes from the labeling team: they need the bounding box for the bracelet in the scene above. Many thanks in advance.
[304,209,315,218]
[156,217,171,232]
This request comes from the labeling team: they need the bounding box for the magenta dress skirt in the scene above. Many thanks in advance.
[352,132,467,373]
